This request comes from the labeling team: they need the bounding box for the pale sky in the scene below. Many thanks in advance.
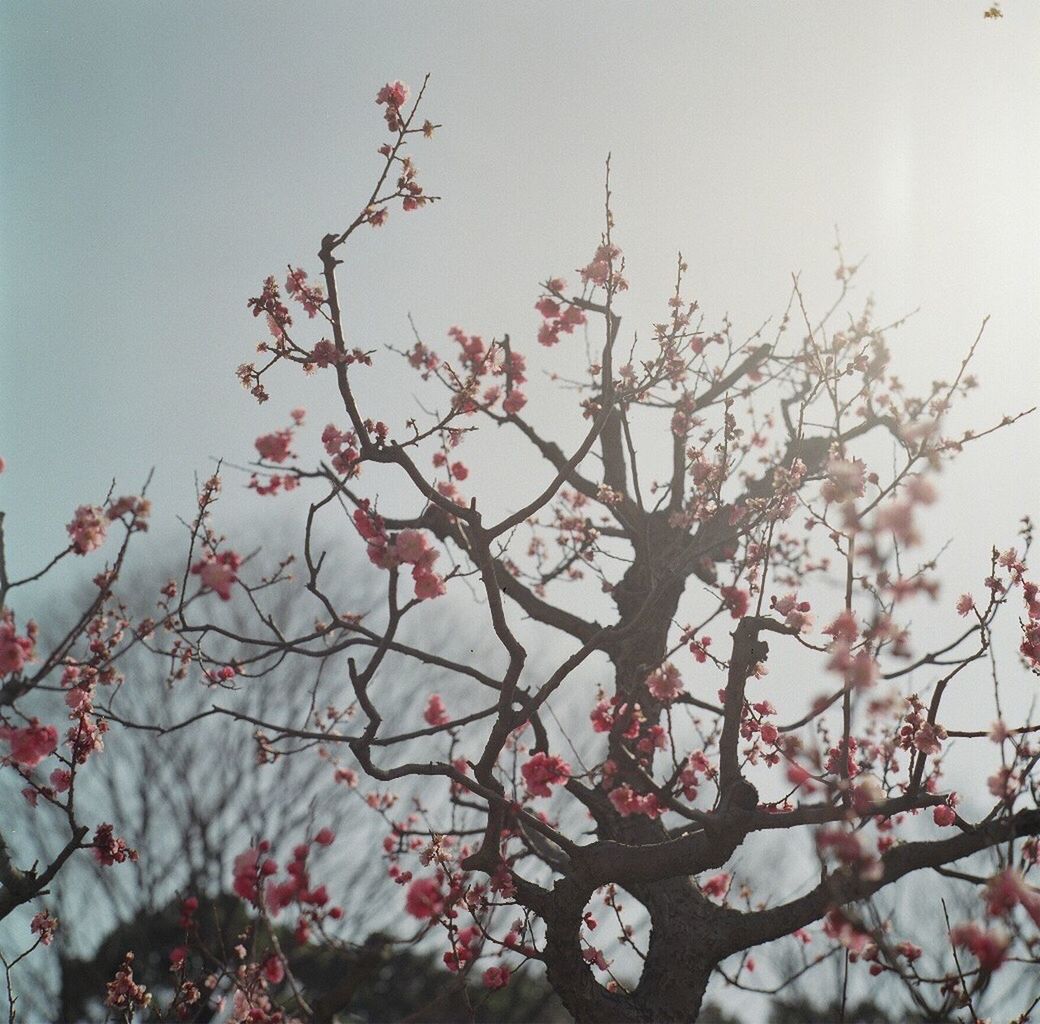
[3,1,1038,585]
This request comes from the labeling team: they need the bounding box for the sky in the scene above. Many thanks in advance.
[2,1,1038,582]
[2,2,1040,1015]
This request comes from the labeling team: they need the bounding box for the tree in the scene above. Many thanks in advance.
[3,76,1040,1023]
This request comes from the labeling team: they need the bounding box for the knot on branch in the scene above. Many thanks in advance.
[720,777,760,813]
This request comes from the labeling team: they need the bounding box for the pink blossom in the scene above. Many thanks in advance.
[822,610,859,644]
[190,551,242,601]
[424,694,450,727]
[0,718,58,768]
[31,910,58,946]
[254,428,293,464]
[949,922,1009,972]
[482,965,511,990]
[413,568,446,601]
[608,785,663,819]
[502,389,527,415]
[823,909,873,955]
[646,663,683,703]
[314,827,336,846]
[848,650,879,690]
[984,869,1040,926]
[956,593,975,616]
[285,267,324,317]
[817,827,882,880]
[232,844,273,903]
[311,339,341,367]
[912,722,945,756]
[376,80,410,131]
[262,954,285,985]
[92,823,137,867]
[821,455,866,504]
[522,752,571,798]
[0,616,34,675]
[67,505,108,555]
[786,762,816,792]
[376,81,409,108]
[395,530,431,564]
[933,804,957,827]
[701,873,730,899]
[720,585,749,619]
[1020,620,1040,668]
[50,768,72,792]
[874,500,919,546]
[771,593,814,633]
[405,876,444,919]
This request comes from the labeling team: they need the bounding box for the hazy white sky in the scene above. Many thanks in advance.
[2,1,1038,590]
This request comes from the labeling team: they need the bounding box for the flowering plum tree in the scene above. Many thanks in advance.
[4,77,1040,1023]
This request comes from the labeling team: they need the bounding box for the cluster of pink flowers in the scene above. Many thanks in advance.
[607,784,662,819]
[354,505,446,601]
[66,504,107,555]
[1019,573,1040,668]
[534,287,586,348]
[0,612,36,675]
[897,695,947,756]
[255,429,293,464]
[265,841,335,919]
[822,908,873,956]
[745,699,779,749]
[770,592,813,633]
[396,154,428,212]
[191,550,242,601]
[820,453,867,505]
[821,609,880,690]
[701,873,730,900]
[578,243,628,292]
[440,325,529,417]
[983,867,1040,926]
[521,752,571,798]
[285,268,324,318]
[232,842,277,903]
[30,909,58,946]
[646,662,684,703]
[933,800,958,827]
[482,965,511,990]
[590,695,642,738]
[321,423,360,477]
[949,922,1009,972]
[248,473,299,497]
[423,694,450,727]
[229,834,343,944]
[105,953,152,1015]
[92,823,137,867]
[404,875,445,919]
[250,410,305,494]
[679,750,713,801]
[248,275,292,340]
[0,718,58,769]
[720,585,749,619]
[376,80,409,131]
[443,923,485,973]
